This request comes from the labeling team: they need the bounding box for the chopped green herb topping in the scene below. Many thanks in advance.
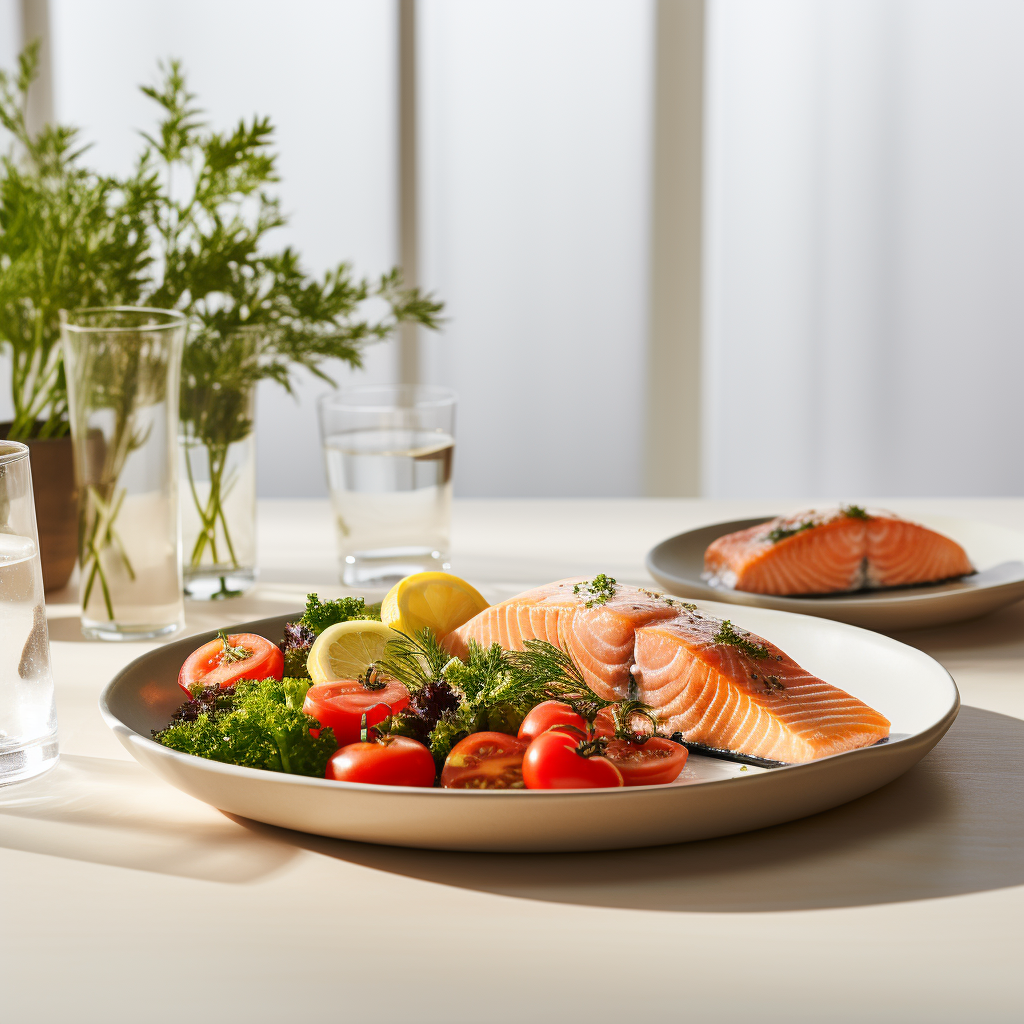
[573,574,618,608]
[638,587,698,613]
[713,619,771,660]
[767,520,816,544]
[842,504,870,520]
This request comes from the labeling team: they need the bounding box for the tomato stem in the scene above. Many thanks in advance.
[218,630,251,664]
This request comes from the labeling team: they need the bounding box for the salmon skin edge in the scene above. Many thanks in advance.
[671,732,892,768]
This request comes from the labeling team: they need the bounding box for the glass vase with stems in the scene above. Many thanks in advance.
[60,307,186,640]
[180,326,260,599]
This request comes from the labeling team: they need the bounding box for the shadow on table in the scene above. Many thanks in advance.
[234,705,1024,913]
[0,754,295,883]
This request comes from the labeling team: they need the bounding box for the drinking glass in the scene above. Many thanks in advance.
[319,385,456,586]
[0,441,59,785]
[61,308,186,640]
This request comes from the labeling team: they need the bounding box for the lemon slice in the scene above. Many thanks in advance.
[381,572,489,639]
[307,620,401,683]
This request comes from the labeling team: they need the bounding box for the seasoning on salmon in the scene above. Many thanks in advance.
[703,507,974,596]
[444,577,890,764]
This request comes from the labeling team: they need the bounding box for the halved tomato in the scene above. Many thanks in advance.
[441,732,528,789]
[302,678,410,747]
[601,737,688,787]
[178,632,284,695]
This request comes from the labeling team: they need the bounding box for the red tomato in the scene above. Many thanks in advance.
[517,700,587,743]
[522,731,624,790]
[178,632,284,695]
[326,736,435,787]
[302,679,410,747]
[602,737,689,787]
[441,732,529,789]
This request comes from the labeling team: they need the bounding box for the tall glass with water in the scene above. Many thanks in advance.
[61,308,186,640]
[0,441,58,785]
[319,385,456,586]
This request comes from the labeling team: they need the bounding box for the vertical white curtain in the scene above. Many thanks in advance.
[419,0,655,497]
[704,0,1024,499]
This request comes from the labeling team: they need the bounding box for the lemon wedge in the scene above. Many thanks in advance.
[381,572,489,639]
[306,620,401,683]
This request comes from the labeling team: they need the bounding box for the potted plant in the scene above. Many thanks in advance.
[0,43,155,590]
[134,63,443,598]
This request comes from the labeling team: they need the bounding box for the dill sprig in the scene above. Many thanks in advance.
[375,629,456,692]
[712,619,771,660]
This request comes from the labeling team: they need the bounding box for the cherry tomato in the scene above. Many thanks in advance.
[441,732,529,789]
[302,679,410,747]
[601,737,689,786]
[178,632,284,695]
[326,736,435,787]
[522,731,624,790]
[517,700,587,743]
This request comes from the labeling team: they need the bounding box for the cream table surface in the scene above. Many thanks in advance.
[3,497,1023,1023]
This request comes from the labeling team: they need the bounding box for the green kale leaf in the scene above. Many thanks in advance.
[155,676,337,777]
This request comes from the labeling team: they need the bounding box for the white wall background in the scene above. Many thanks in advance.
[704,0,1024,498]
[418,0,655,497]
[8,0,1024,500]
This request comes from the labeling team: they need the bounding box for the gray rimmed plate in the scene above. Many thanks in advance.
[647,514,1024,633]
[99,605,958,853]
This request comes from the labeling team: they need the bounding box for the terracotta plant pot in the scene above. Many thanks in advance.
[1,422,78,592]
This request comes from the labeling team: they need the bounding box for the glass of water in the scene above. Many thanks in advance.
[61,307,187,640]
[0,441,59,785]
[319,385,456,587]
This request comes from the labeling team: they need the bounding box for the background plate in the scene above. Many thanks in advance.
[646,514,1024,632]
[100,604,958,852]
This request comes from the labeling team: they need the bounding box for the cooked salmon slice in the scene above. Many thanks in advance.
[633,612,890,762]
[444,577,890,763]
[703,507,973,596]
[444,577,679,700]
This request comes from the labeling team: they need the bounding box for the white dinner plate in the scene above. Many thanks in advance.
[99,604,958,853]
[646,514,1024,632]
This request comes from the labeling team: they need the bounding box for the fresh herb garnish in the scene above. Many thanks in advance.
[377,631,625,768]
[573,574,618,608]
[155,676,337,776]
[297,594,375,635]
[762,675,786,695]
[712,619,771,660]
[767,520,816,543]
[842,504,870,520]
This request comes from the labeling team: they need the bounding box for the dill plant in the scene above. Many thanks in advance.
[133,62,443,590]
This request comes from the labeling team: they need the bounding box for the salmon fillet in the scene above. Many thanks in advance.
[703,507,973,596]
[444,577,890,763]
